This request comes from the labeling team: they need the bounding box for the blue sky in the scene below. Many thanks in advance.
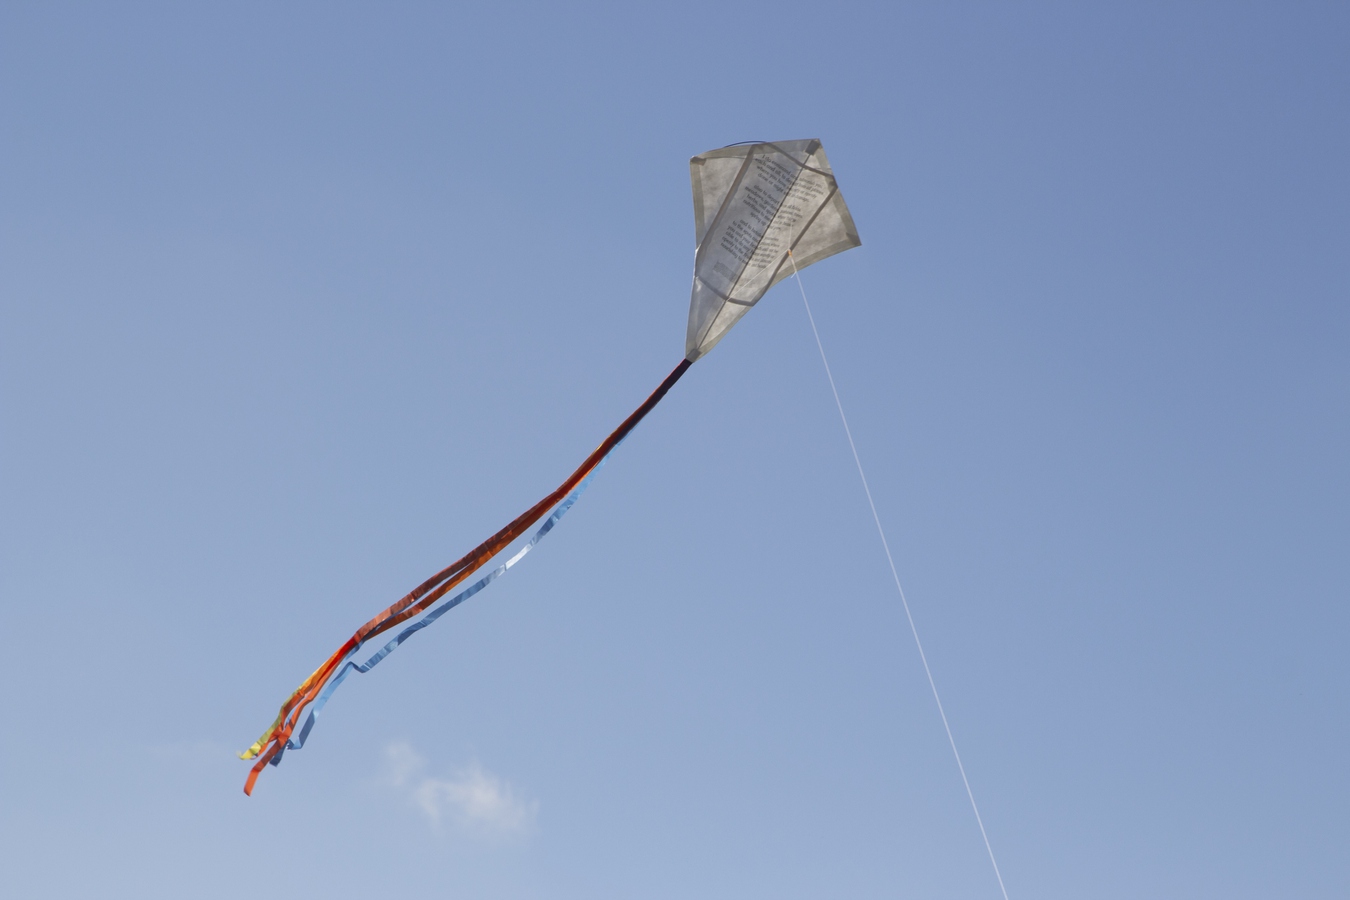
[2,3,1347,898]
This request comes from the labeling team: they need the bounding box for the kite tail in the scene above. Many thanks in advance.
[241,358,692,795]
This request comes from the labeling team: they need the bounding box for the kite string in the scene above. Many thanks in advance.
[787,253,1011,900]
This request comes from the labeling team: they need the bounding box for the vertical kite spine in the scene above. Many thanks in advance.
[241,357,692,794]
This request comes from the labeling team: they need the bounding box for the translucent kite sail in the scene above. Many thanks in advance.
[240,140,859,794]
[687,139,860,360]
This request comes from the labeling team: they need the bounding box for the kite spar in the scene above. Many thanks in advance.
[241,139,860,794]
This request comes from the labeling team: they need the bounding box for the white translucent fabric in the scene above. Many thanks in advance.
[686,139,861,361]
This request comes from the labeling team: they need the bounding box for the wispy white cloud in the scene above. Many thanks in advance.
[381,741,537,836]
[147,739,237,763]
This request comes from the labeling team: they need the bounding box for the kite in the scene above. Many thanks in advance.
[240,139,861,794]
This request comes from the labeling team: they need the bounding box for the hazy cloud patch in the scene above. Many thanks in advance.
[381,741,537,836]
[148,739,237,763]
